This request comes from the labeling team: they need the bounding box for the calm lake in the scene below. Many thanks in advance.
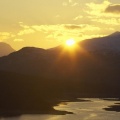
[1,98,120,120]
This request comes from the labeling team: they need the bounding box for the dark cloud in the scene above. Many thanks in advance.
[64,25,81,30]
[105,4,120,14]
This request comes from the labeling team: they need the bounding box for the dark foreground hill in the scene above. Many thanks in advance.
[0,32,120,116]
[0,42,15,57]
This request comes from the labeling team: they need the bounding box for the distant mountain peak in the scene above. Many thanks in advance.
[0,42,15,57]
[109,31,120,37]
[13,47,47,56]
[19,47,45,52]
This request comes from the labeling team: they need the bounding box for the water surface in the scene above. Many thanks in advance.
[1,98,120,120]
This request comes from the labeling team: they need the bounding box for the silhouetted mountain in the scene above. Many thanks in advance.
[0,47,53,76]
[109,31,120,37]
[0,42,15,57]
[0,32,120,85]
[80,31,120,53]
[0,32,120,115]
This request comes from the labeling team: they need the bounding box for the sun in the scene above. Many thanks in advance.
[65,39,76,46]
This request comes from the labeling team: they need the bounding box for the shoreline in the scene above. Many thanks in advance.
[1,98,120,118]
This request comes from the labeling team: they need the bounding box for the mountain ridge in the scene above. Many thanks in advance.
[0,42,15,57]
[0,32,120,79]
[79,31,120,53]
[0,32,120,114]
[109,31,120,37]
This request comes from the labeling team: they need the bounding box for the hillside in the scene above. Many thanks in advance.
[0,42,15,57]
[0,32,120,115]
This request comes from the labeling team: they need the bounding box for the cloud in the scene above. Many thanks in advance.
[63,0,79,7]
[17,23,35,36]
[64,24,81,29]
[4,23,103,50]
[29,24,100,37]
[0,32,14,41]
[92,18,120,25]
[105,4,120,14]
[14,38,24,42]
[74,15,83,20]
[30,24,101,43]
[18,29,35,36]
[86,1,120,25]
[83,25,100,31]
[18,24,35,36]
[81,34,105,40]
[86,1,110,17]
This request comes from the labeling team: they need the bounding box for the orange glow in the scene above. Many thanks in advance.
[65,39,76,46]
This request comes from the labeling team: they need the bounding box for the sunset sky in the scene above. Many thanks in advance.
[0,0,120,50]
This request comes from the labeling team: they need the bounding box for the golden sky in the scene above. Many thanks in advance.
[0,0,120,50]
